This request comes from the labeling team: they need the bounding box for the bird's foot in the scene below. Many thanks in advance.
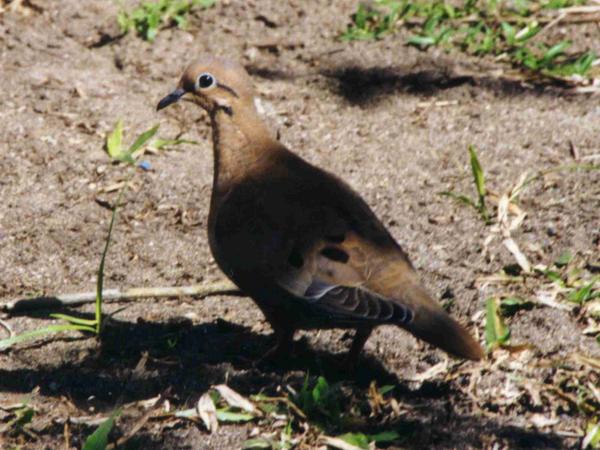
[339,327,372,373]
[252,330,295,369]
[253,343,293,369]
[340,352,361,373]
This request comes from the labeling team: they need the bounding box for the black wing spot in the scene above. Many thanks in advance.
[321,247,349,263]
[288,250,304,268]
[325,233,345,243]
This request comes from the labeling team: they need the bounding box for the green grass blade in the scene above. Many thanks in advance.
[82,408,121,450]
[0,324,93,350]
[555,251,573,267]
[95,185,128,334]
[501,22,515,45]
[68,324,97,333]
[583,422,600,449]
[542,40,570,64]
[7,405,35,431]
[468,145,489,221]
[485,298,510,351]
[567,276,599,305]
[515,21,540,42]
[439,191,477,209]
[193,0,216,7]
[544,269,565,287]
[407,35,437,47]
[151,138,200,150]
[468,145,486,198]
[127,124,159,155]
[339,432,369,449]
[50,313,97,327]
[369,431,401,443]
[117,11,131,33]
[216,410,255,422]
[378,385,395,395]
[105,120,123,159]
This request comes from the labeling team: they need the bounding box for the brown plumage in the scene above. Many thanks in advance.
[157,56,484,364]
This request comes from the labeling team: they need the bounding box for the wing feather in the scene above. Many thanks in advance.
[276,230,417,325]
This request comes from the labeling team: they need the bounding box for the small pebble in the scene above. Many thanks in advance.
[138,160,152,171]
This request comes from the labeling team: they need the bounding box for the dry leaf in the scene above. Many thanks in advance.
[530,414,559,428]
[503,238,531,273]
[535,288,574,311]
[407,360,448,383]
[214,385,259,415]
[320,436,365,450]
[197,392,218,433]
[501,343,535,354]
[571,353,600,370]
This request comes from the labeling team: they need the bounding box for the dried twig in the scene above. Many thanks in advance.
[258,395,307,420]
[536,12,567,38]
[407,11,600,26]
[54,416,108,427]
[63,420,71,450]
[0,318,14,338]
[108,395,164,450]
[2,280,242,314]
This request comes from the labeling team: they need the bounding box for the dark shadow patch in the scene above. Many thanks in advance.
[245,65,300,81]
[0,313,575,449]
[325,233,346,244]
[323,65,473,105]
[88,32,127,49]
[320,246,349,263]
[244,59,568,106]
[288,249,304,268]
[322,61,576,106]
[0,314,398,405]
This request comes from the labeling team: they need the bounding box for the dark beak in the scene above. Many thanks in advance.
[156,88,186,111]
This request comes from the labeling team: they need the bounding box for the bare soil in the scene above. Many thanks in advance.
[1,1,599,449]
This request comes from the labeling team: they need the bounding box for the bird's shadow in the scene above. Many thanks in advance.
[246,57,565,108]
[322,65,475,105]
[0,311,573,449]
[1,310,397,405]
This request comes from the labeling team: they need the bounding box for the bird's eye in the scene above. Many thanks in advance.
[198,73,215,89]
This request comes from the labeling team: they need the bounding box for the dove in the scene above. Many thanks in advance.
[157,56,483,365]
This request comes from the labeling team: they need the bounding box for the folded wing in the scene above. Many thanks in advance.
[277,230,483,360]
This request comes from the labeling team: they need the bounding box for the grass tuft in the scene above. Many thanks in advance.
[440,144,491,224]
[118,0,216,41]
[342,0,597,82]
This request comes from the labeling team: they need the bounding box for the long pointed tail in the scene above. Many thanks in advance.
[400,284,483,360]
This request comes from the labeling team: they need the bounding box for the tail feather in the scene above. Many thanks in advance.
[406,306,484,360]
[398,284,483,360]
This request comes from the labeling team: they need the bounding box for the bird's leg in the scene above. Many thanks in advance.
[255,322,296,366]
[343,327,373,369]
[269,325,296,358]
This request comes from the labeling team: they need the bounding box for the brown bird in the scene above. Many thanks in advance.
[157,56,483,365]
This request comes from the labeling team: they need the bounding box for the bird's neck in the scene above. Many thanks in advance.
[210,104,277,192]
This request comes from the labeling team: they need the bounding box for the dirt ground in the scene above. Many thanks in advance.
[1,0,599,449]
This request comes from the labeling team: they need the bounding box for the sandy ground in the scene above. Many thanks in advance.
[0,1,599,448]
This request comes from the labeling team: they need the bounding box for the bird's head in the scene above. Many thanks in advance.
[157,55,255,115]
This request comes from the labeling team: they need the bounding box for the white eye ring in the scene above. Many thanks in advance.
[197,73,216,89]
